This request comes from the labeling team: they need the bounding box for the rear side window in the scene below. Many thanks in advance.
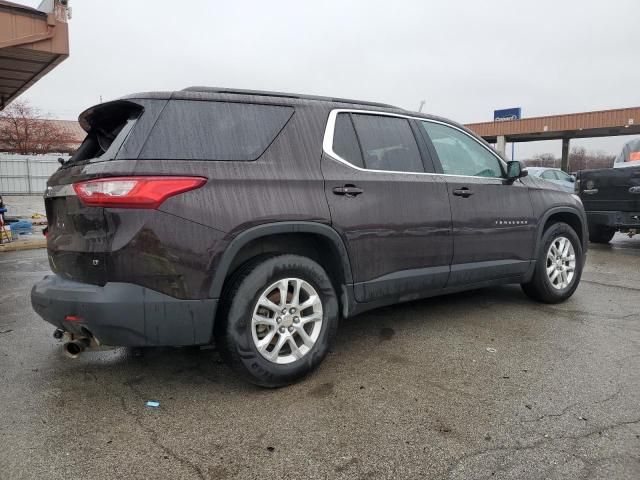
[332,113,364,168]
[351,114,423,173]
[140,101,293,161]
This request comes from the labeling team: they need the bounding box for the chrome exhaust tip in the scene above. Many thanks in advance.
[62,338,90,359]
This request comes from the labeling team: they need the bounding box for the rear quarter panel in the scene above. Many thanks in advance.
[46,102,331,300]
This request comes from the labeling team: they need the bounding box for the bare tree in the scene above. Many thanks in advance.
[0,99,77,155]
[524,148,615,171]
[568,146,586,171]
[524,153,557,168]
[569,146,614,171]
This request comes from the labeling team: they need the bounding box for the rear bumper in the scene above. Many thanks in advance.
[587,211,640,229]
[31,275,218,347]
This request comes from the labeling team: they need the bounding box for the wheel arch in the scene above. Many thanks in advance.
[535,207,588,258]
[209,222,353,301]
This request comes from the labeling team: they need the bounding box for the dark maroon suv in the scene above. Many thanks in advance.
[31,87,588,386]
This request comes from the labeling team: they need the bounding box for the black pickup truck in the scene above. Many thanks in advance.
[576,139,640,243]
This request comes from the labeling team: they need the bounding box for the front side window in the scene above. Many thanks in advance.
[541,170,558,180]
[350,114,424,173]
[421,121,503,178]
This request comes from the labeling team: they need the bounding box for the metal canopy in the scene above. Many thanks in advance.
[0,0,69,109]
[466,107,640,143]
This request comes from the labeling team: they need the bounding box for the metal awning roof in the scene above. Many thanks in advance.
[0,0,69,109]
[466,107,640,143]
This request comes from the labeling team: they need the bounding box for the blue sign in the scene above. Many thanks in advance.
[494,107,521,122]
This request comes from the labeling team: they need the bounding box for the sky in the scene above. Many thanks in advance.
[19,0,640,159]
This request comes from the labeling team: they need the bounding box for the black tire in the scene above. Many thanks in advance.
[521,222,584,304]
[215,254,339,387]
[588,225,616,244]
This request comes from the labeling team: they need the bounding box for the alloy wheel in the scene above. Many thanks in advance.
[251,278,323,364]
[546,236,576,289]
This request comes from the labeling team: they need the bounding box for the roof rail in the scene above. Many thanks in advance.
[181,86,399,109]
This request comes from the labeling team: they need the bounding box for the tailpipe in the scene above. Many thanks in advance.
[63,337,91,359]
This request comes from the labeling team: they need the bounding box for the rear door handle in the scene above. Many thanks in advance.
[333,185,363,197]
[453,187,473,198]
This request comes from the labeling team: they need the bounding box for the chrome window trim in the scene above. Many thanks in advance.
[322,108,507,179]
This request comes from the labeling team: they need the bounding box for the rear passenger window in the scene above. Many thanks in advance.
[140,100,293,161]
[351,114,424,173]
[332,113,364,168]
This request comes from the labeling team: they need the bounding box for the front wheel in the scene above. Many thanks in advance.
[215,254,339,387]
[521,222,584,304]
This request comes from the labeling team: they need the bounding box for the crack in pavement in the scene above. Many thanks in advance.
[445,418,640,479]
[118,387,206,480]
[581,279,640,292]
[521,402,579,423]
[537,303,637,322]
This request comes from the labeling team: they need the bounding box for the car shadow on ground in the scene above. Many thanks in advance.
[41,284,534,394]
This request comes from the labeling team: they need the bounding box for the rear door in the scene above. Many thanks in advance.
[321,110,452,303]
[580,166,640,212]
[418,120,535,286]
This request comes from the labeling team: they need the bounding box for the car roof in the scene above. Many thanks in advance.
[118,86,462,126]
[114,86,505,160]
[182,86,400,109]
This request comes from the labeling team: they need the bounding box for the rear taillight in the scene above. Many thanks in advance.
[73,176,207,209]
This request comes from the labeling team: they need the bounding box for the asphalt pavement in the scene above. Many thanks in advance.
[0,235,638,479]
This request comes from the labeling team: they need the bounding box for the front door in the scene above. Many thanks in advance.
[322,111,453,302]
[419,120,535,286]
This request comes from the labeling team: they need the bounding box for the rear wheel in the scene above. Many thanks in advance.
[521,222,583,303]
[215,254,338,387]
[589,225,615,244]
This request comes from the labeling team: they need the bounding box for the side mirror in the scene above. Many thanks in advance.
[569,175,576,183]
[506,161,527,181]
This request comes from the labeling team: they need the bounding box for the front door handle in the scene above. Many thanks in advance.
[453,187,474,198]
[333,185,363,197]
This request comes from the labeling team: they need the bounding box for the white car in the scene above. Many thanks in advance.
[526,167,575,192]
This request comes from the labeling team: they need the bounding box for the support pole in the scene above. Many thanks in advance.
[496,135,506,156]
[26,157,32,194]
[561,138,570,172]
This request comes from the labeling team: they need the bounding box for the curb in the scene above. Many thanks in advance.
[0,238,47,252]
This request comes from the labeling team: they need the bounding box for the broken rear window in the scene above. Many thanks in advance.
[65,101,143,167]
